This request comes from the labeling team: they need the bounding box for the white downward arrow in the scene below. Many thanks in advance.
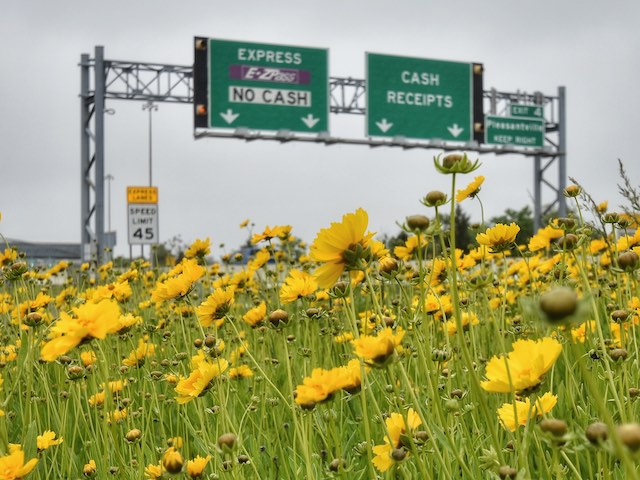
[220,109,239,124]
[447,123,464,138]
[376,118,393,133]
[301,114,320,128]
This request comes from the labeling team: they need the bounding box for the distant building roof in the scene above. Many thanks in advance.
[5,239,81,261]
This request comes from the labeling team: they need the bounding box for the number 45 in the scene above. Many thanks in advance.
[133,227,154,240]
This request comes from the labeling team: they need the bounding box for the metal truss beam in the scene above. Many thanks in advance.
[81,46,566,262]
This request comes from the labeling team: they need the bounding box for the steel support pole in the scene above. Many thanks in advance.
[558,86,567,217]
[94,46,106,263]
[534,156,542,231]
[80,53,90,260]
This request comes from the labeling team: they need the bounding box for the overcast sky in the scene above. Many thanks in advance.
[1,1,639,258]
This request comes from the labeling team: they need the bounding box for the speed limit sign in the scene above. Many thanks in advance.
[127,187,159,245]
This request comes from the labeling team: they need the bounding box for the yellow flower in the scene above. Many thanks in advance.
[0,446,38,479]
[151,259,204,303]
[394,235,428,261]
[310,208,375,289]
[247,249,270,271]
[122,339,156,367]
[239,218,250,228]
[294,360,363,409]
[481,338,562,393]
[175,359,229,404]
[144,462,164,479]
[444,311,479,336]
[229,365,254,379]
[476,223,520,252]
[294,368,335,409]
[162,447,184,474]
[372,408,422,472]
[456,175,484,203]
[186,455,211,478]
[497,392,558,432]
[251,225,291,244]
[597,201,608,214]
[196,287,235,328]
[352,327,405,366]
[571,320,597,343]
[528,225,564,252]
[242,302,266,327]
[106,408,127,424]
[280,269,318,304]
[83,459,97,477]
[37,430,63,451]
[184,237,211,259]
[40,299,121,362]
[0,248,18,267]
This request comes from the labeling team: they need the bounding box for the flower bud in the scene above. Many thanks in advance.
[406,215,430,231]
[67,365,86,380]
[563,185,581,197]
[125,429,142,443]
[331,281,350,298]
[609,348,628,361]
[555,233,579,250]
[268,309,289,327]
[329,458,346,472]
[423,190,448,207]
[218,433,237,451]
[379,256,399,275]
[617,251,639,271]
[602,212,620,224]
[391,448,406,462]
[585,422,608,444]
[305,308,320,318]
[162,447,184,474]
[611,309,630,323]
[498,465,518,479]
[539,419,568,437]
[617,423,640,451]
[539,286,578,322]
[24,312,43,327]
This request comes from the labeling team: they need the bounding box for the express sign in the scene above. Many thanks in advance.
[194,38,329,133]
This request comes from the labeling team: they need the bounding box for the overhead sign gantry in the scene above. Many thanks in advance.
[80,42,566,263]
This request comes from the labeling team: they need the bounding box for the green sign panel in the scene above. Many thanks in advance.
[200,39,328,133]
[509,104,544,119]
[366,53,475,141]
[485,115,545,147]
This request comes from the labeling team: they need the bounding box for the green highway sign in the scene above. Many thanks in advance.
[485,115,545,147]
[509,104,544,119]
[194,38,328,133]
[366,53,483,142]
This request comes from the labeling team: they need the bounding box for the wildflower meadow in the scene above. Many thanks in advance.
[3,152,640,479]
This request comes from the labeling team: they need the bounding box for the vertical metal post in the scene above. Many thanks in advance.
[534,156,542,232]
[80,53,90,260]
[105,174,114,231]
[94,46,106,263]
[142,101,158,187]
[557,86,567,217]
